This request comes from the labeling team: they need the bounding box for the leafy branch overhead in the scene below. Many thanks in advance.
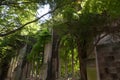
[0,6,58,37]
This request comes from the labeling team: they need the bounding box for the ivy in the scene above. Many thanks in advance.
[27,28,51,62]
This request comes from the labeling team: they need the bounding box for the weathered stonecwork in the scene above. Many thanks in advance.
[96,42,120,80]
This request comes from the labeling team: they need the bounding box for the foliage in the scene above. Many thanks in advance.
[27,28,51,74]
[0,33,26,73]
[0,0,39,35]
[59,34,79,78]
[0,0,120,79]
[82,0,120,18]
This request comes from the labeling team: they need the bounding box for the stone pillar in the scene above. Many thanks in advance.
[94,47,100,80]
[96,42,120,80]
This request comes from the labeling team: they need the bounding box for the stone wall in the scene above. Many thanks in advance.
[96,42,120,80]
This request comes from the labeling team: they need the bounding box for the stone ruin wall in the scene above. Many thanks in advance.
[96,42,120,80]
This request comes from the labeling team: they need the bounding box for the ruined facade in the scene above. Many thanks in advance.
[96,42,120,80]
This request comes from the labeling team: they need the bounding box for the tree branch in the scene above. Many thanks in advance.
[94,33,108,46]
[0,7,58,37]
[0,1,32,6]
[87,33,108,58]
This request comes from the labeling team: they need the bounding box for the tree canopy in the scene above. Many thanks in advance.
[0,0,120,80]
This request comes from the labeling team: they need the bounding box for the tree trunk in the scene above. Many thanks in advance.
[46,30,60,80]
[20,59,29,80]
[65,60,68,79]
[71,49,75,80]
[77,40,88,80]
[39,42,52,80]
[0,59,10,80]
[12,44,27,80]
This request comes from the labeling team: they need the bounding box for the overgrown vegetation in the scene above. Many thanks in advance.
[0,0,120,80]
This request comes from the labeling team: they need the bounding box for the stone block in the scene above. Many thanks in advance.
[105,56,115,62]
[108,67,117,74]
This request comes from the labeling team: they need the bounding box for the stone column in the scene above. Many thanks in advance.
[94,47,100,80]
